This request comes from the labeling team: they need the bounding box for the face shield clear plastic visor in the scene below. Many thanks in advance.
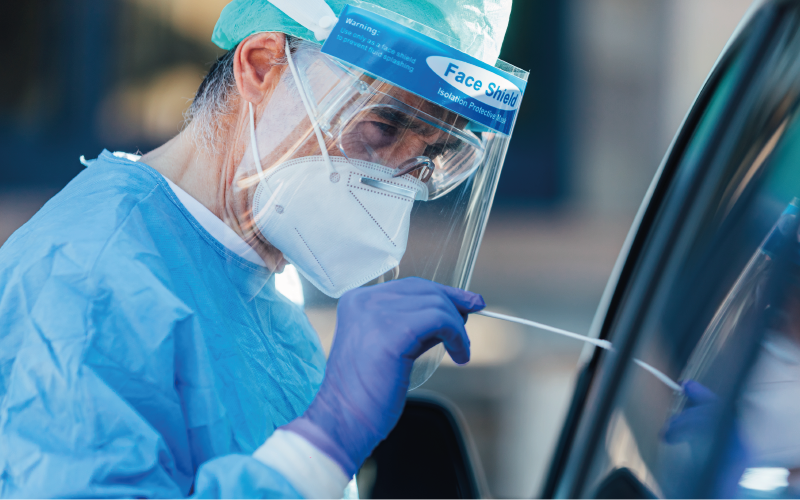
[241,41,528,388]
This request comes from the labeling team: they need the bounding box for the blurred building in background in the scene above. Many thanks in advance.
[0,0,752,497]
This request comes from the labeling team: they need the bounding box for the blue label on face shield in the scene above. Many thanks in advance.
[321,5,527,136]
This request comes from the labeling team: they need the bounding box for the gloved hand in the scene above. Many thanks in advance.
[283,277,485,476]
[662,380,749,497]
[662,380,720,444]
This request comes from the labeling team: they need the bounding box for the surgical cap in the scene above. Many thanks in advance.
[212,0,512,66]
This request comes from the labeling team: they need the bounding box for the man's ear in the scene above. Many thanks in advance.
[234,32,287,105]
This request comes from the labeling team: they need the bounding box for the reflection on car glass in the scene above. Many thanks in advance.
[665,199,800,497]
[738,198,800,496]
[570,9,800,498]
[676,199,800,404]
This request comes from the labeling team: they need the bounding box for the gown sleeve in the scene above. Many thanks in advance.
[0,248,303,498]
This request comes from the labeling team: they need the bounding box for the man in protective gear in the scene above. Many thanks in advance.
[0,0,526,497]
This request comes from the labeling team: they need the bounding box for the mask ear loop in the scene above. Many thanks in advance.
[249,102,264,179]
[284,40,337,176]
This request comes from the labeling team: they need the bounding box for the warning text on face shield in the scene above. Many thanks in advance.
[322,5,527,136]
[336,27,417,73]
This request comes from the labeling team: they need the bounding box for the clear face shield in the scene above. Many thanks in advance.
[238,40,528,388]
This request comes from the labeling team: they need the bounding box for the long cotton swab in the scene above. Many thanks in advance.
[475,310,614,350]
[633,359,683,392]
[474,309,682,393]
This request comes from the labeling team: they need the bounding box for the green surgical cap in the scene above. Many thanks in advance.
[212,0,512,65]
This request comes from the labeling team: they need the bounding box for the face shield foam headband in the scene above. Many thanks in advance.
[248,41,428,298]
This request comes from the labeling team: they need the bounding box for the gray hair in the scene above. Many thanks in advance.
[184,35,313,155]
[184,48,238,155]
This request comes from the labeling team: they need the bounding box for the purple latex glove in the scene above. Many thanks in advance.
[662,380,749,498]
[283,277,484,476]
[662,380,720,444]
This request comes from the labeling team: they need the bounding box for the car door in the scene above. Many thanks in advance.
[544,0,800,497]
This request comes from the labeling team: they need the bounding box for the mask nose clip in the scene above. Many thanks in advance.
[392,156,434,182]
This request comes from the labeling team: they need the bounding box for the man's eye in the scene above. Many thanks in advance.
[425,143,445,158]
[425,141,460,159]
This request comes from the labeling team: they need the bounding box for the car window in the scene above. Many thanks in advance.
[561,4,800,498]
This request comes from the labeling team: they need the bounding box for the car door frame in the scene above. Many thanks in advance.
[541,1,780,497]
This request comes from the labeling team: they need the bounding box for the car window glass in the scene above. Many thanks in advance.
[580,6,800,498]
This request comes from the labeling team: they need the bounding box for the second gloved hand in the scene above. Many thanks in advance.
[283,277,485,477]
[662,380,749,497]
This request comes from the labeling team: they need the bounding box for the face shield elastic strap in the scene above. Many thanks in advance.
[249,41,337,180]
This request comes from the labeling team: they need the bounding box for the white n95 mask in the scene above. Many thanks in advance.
[252,155,427,297]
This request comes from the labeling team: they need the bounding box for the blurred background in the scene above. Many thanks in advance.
[0,0,752,497]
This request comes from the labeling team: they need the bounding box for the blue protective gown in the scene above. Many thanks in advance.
[0,151,327,497]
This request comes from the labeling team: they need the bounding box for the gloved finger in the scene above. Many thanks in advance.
[384,278,484,317]
[682,380,718,406]
[413,327,471,365]
[437,311,471,365]
[662,407,714,443]
[407,308,471,364]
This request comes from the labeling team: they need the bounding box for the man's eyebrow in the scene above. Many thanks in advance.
[373,108,438,135]
[373,108,412,127]
[371,107,464,154]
